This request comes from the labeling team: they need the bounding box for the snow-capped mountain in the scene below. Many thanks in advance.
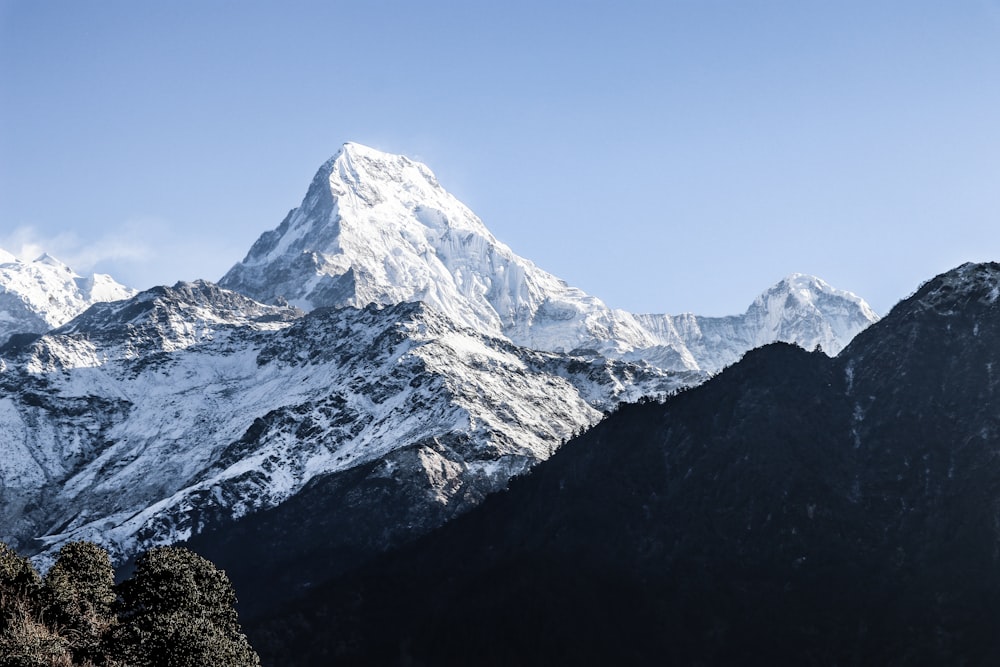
[221,143,878,372]
[0,143,880,589]
[0,248,135,344]
[632,272,880,371]
[0,281,687,565]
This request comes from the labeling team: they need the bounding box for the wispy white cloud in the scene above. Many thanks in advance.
[0,219,246,291]
[0,224,153,272]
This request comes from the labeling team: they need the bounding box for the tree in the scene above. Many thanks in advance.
[0,542,71,667]
[1,541,260,666]
[43,541,117,664]
[112,546,260,667]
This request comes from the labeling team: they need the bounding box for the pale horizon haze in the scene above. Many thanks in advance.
[2,1,999,317]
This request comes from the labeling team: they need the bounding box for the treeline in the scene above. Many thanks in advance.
[0,541,259,667]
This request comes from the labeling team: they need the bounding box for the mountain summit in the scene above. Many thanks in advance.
[221,143,878,371]
[220,142,616,351]
[0,250,135,344]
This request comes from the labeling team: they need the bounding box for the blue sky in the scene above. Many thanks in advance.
[2,1,999,316]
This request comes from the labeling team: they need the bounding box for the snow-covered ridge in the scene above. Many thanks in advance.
[0,281,687,565]
[631,273,881,371]
[0,249,136,344]
[7,280,303,373]
[221,143,879,372]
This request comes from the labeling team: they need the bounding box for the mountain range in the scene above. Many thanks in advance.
[247,262,1000,666]
[220,143,877,372]
[0,144,882,637]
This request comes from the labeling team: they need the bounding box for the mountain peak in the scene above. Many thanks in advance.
[34,252,71,270]
[316,142,442,200]
[0,250,135,343]
[763,273,878,318]
[220,143,529,328]
[732,273,879,356]
[326,144,463,228]
[778,272,827,289]
[45,280,302,362]
[337,141,409,161]
[933,261,999,295]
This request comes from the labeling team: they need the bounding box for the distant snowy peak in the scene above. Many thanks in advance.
[220,143,879,372]
[248,142,492,266]
[625,273,877,373]
[755,273,877,318]
[0,249,136,343]
[744,273,879,353]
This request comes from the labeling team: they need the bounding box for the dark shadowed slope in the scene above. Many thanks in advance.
[249,263,1000,666]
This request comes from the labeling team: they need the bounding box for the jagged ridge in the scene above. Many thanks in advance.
[0,281,686,566]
